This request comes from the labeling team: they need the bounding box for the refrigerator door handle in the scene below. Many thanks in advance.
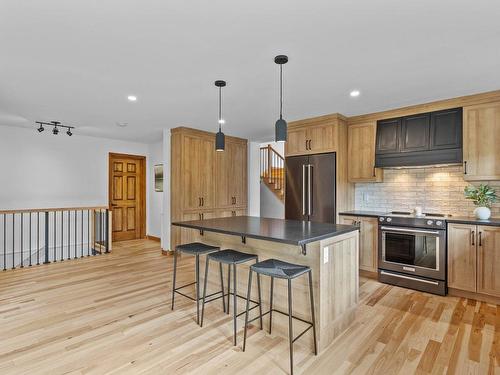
[302,164,306,215]
[308,164,313,215]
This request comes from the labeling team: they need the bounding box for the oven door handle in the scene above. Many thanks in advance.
[380,226,440,235]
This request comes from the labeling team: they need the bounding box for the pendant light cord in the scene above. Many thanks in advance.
[218,86,222,131]
[279,64,283,120]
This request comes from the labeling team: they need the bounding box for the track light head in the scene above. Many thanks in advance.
[53,126,59,135]
[66,129,72,136]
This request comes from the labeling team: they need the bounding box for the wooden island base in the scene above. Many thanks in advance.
[182,228,359,352]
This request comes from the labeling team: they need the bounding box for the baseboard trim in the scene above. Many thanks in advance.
[448,288,500,305]
[146,235,161,242]
[359,269,378,279]
[162,250,173,256]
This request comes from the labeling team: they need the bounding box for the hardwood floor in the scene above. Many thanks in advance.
[0,239,498,374]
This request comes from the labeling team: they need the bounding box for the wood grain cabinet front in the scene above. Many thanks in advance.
[339,215,378,273]
[347,122,383,182]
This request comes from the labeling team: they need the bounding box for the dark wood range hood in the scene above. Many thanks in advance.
[375,107,463,168]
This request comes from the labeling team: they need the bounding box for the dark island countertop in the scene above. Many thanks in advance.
[172,216,359,246]
[339,210,386,218]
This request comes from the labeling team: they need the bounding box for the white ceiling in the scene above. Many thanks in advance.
[1,0,499,143]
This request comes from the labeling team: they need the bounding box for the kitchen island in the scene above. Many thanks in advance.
[172,216,359,352]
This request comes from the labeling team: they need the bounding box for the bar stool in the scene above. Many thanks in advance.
[243,258,317,375]
[201,249,263,346]
[171,242,221,325]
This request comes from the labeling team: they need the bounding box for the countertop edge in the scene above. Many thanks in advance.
[446,218,500,226]
[172,221,359,246]
[339,211,384,218]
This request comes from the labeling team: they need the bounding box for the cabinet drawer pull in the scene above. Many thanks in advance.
[464,161,467,175]
[479,231,482,246]
[471,230,475,246]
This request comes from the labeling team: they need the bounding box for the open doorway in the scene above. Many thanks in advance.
[108,153,146,241]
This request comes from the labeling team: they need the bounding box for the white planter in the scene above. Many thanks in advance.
[474,207,491,220]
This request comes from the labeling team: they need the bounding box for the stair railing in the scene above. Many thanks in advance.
[260,145,285,193]
[0,206,111,271]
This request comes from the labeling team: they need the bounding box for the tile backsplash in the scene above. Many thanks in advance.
[355,166,500,217]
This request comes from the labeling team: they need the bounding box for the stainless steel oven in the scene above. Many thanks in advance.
[378,215,447,295]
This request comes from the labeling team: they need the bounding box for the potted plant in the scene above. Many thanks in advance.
[464,184,497,220]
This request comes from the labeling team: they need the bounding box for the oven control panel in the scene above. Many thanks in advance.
[378,216,447,230]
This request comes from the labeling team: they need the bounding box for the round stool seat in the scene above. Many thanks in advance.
[176,242,219,255]
[251,258,310,279]
[208,249,257,265]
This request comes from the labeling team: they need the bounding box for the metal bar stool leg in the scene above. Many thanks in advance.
[308,270,318,355]
[200,257,210,327]
[171,250,178,310]
[195,254,200,325]
[233,263,237,345]
[242,269,253,352]
[269,276,274,334]
[287,278,294,375]
[227,264,231,315]
[219,262,226,313]
[256,258,263,330]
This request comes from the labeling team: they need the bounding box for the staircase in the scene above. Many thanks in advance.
[260,145,285,202]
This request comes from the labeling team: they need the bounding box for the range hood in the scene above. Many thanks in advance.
[375,107,463,168]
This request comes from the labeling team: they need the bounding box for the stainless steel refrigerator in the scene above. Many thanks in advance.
[285,152,336,223]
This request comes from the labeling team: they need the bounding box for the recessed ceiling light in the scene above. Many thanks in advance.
[350,90,360,97]
[127,95,137,102]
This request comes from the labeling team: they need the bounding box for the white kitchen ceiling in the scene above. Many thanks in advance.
[1,0,499,143]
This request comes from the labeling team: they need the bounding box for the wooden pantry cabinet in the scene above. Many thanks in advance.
[339,215,378,273]
[347,122,383,182]
[285,115,341,156]
[170,127,248,251]
[463,102,500,181]
[448,223,500,298]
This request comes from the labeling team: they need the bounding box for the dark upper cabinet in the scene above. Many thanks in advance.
[400,113,430,152]
[375,107,463,167]
[430,108,463,150]
[376,118,400,154]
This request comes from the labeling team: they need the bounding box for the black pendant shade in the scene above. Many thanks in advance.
[215,80,226,151]
[274,55,288,143]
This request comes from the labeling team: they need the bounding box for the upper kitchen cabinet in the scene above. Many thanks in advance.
[375,108,463,167]
[347,122,383,182]
[215,138,248,208]
[463,102,500,181]
[285,114,343,156]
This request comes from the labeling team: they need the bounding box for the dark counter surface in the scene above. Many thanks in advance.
[339,210,386,218]
[172,216,359,246]
[447,216,500,227]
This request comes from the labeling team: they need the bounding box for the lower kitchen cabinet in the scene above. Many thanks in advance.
[340,215,378,273]
[448,223,500,298]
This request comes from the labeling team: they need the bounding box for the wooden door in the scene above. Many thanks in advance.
[430,108,463,151]
[358,217,378,272]
[231,142,247,206]
[215,141,247,208]
[286,128,308,155]
[477,226,500,297]
[376,118,400,154]
[463,102,500,180]
[307,124,336,153]
[109,154,145,241]
[348,122,382,182]
[447,223,477,292]
[400,113,430,152]
[182,134,215,210]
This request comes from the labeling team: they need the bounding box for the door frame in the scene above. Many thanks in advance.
[108,152,147,241]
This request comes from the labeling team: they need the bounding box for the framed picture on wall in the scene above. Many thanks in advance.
[154,164,163,192]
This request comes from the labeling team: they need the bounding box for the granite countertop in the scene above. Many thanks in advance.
[172,216,359,246]
[339,210,386,218]
[446,216,500,226]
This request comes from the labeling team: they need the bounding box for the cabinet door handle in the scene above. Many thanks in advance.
[199,213,202,220]
[308,139,312,150]
[201,197,204,206]
[479,231,482,246]
[464,161,467,175]
[373,167,376,177]
[471,230,475,246]
[305,140,308,150]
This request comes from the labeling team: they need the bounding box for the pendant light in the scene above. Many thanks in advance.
[274,55,288,143]
[215,80,226,151]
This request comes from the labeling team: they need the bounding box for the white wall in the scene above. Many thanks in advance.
[260,183,284,219]
[0,125,150,216]
[161,129,171,250]
[147,141,163,239]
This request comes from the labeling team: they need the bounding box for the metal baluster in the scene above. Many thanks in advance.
[44,211,49,264]
[67,210,70,260]
[100,209,103,255]
[20,213,24,268]
[29,212,32,266]
[93,210,96,255]
[53,211,56,262]
[87,210,90,256]
[74,210,77,259]
[12,214,15,269]
[81,210,84,257]
[37,212,40,265]
[61,211,64,261]
[105,209,109,253]
[3,214,6,271]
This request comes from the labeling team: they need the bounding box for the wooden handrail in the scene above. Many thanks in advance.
[259,145,284,162]
[0,206,110,215]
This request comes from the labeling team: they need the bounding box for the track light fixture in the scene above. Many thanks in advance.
[36,121,75,137]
